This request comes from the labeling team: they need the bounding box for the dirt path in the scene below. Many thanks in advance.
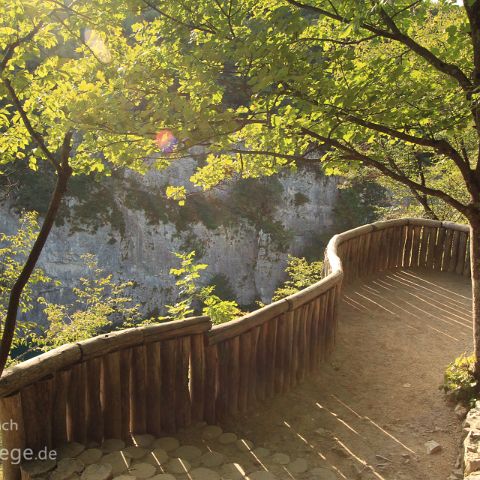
[36,270,472,480]
[218,270,472,480]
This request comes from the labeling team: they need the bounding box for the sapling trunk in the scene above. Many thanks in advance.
[0,164,72,375]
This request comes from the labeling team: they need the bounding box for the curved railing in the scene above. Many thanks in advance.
[0,218,471,479]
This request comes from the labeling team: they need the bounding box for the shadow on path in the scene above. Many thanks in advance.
[219,270,471,480]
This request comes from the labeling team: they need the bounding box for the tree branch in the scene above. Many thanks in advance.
[284,0,472,93]
[0,23,43,74]
[378,7,472,92]
[299,126,469,214]
[2,78,60,171]
[141,0,216,34]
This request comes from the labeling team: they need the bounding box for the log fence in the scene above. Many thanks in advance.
[0,218,471,479]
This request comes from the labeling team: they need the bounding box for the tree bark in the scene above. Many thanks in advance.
[0,164,72,375]
[470,213,480,381]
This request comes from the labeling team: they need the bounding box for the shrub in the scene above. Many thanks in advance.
[160,251,243,325]
[441,353,477,404]
[272,255,324,301]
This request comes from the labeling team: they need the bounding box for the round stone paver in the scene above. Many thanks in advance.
[200,450,225,468]
[51,458,85,480]
[236,439,254,452]
[101,439,126,453]
[21,459,57,477]
[152,437,180,452]
[218,432,237,445]
[78,449,103,466]
[131,434,155,448]
[122,446,148,460]
[252,448,270,459]
[128,462,156,479]
[174,445,202,461]
[81,463,113,480]
[112,476,136,480]
[271,453,290,465]
[221,463,247,480]
[247,471,277,480]
[309,467,338,479]
[202,425,223,440]
[150,475,176,480]
[166,458,191,474]
[100,452,131,475]
[287,458,308,474]
[190,467,221,480]
[57,442,86,459]
[143,448,169,467]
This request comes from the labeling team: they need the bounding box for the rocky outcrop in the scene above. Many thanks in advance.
[464,404,480,478]
[0,158,339,318]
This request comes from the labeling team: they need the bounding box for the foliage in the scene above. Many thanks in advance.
[163,251,243,325]
[0,0,219,368]
[29,254,140,352]
[0,214,139,362]
[202,294,243,325]
[129,0,478,227]
[207,273,237,301]
[2,160,127,236]
[0,212,53,358]
[442,353,477,404]
[334,176,389,232]
[272,255,324,301]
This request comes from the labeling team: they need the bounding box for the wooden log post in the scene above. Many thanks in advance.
[238,331,252,413]
[264,317,277,399]
[85,358,103,444]
[52,369,70,446]
[204,345,217,425]
[227,336,240,415]
[216,341,229,421]
[101,351,123,439]
[0,392,25,480]
[67,363,86,443]
[256,323,267,403]
[190,334,206,423]
[120,348,132,440]
[176,337,191,428]
[442,228,454,271]
[160,339,177,433]
[130,345,147,434]
[456,232,468,275]
[22,378,54,452]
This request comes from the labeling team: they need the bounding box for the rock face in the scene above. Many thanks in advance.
[0,158,339,319]
[464,404,480,477]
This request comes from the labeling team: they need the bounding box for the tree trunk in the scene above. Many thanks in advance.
[471,214,480,381]
[0,165,72,375]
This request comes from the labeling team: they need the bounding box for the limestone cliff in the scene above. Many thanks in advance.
[0,158,339,317]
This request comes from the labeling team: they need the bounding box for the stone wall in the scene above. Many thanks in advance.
[463,404,480,479]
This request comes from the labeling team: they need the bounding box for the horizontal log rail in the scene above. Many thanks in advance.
[0,218,471,479]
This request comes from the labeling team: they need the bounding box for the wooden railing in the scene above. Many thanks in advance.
[0,218,471,479]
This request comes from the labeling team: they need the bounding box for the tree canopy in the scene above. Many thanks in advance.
[125,0,475,222]
[0,0,218,371]
[3,0,480,373]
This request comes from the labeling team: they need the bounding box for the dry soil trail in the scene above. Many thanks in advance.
[220,269,472,480]
[26,270,471,480]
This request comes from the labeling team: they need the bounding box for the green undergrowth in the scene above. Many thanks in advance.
[441,353,477,405]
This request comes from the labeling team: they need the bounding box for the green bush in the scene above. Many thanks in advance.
[272,255,324,301]
[442,353,477,404]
